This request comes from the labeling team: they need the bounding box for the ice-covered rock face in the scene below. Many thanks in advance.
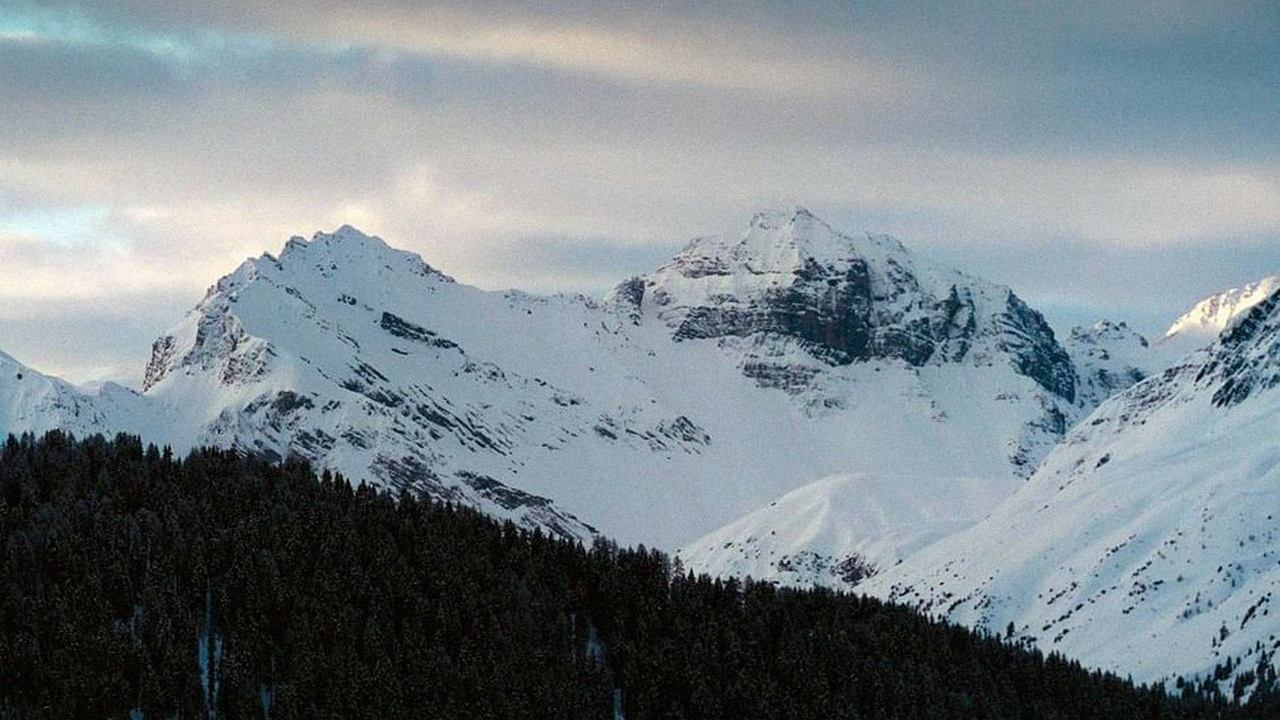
[864,286,1280,692]
[615,207,1076,402]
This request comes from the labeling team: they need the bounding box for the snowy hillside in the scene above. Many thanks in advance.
[0,209,1098,552]
[864,285,1280,689]
[0,350,154,439]
[678,472,1019,589]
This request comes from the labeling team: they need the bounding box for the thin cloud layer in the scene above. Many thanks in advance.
[1,1,1278,382]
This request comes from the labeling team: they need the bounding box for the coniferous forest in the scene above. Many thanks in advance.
[1,432,1275,719]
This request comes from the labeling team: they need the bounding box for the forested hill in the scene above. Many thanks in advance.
[0,434,1270,719]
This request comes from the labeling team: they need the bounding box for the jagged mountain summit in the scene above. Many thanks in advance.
[0,209,1124,553]
[614,207,1076,403]
[862,285,1280,690]
[1161,275,1280,355]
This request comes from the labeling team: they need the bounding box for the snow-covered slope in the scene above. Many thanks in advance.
[1161,275,1280,356]
[0,350,153,439]
[864,286,1280,689]
[0,208,1102,553]
[678,472,1018,588]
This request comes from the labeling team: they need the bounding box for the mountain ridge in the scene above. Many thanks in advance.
[0,209,1106,553]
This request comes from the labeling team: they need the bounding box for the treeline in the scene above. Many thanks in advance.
[0,431,1272,718]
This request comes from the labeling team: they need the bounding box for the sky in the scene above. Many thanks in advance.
[1,1,1278,385]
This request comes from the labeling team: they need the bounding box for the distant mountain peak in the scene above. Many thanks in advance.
[747,204,815,229]
[668,207,910,280]
[1164,274,1280,342]
[1068,319,1148,348]
[264,225,452,285]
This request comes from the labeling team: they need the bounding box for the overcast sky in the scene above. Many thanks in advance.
[2,1,1278,384]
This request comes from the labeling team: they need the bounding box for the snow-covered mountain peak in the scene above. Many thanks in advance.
[1162,275,1280,351]
[672,205,910,278]
[1064,320,1154,408]
[747,204,813,229]
[1196,285,1280,408]
[271,225,452,284]
[145,221,480,396]
[620,208,1077,404]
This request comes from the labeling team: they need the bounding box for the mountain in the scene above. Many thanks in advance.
[0,208,1109,553]
[1064,320,1154,409]
[862,286,1280,690]
[1161,275,1280,355]
[620,207,1076,405]
[677,471,1017,589]
[677,313,1159,590]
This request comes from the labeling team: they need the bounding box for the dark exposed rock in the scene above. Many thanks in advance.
[142,335,176,391]
[413,399,510,454]
[740,362,822,393]
[671,259,875,366]
[380,311,458,350]
[271,390,315,414]
[655,416,711,447]
[835,554,878,586]
[673,269,1073,401]
[608,276,646,325]
[999,295,1076,403]
[292,428,337,457]
[1201,288,1280,407]
[773,549,877,587]
[370,454,593,541]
